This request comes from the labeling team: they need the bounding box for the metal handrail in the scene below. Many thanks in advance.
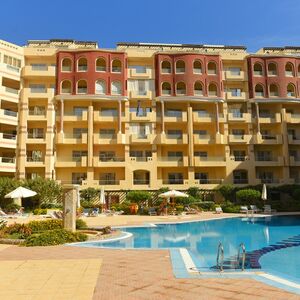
[237,243,246,271]
[216,242,224,272]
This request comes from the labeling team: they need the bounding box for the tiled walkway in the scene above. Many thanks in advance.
[0,245,298,300]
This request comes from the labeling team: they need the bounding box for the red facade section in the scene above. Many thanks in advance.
[155,53,223,97]
[56,51,127,96]
[248,56,300,98]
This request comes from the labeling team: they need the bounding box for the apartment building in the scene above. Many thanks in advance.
[2,39,298,191]
[0,40,23,176]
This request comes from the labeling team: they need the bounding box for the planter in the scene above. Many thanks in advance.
[130,203,139,214]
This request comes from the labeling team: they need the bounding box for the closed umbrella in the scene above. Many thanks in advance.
[100,188,105,211]
[5,186,37,206]
[158,190,188,215]
[76,187,81,208]
[261,184,267,201]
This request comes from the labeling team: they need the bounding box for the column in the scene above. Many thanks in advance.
[60,99,64,133]
[118,100,122,133]
[161,101,165,133]
[187,104,194,166]
[215,102,220,134]
[88,105,93,167]
[255,102,260,134]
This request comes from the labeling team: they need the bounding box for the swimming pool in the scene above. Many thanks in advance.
[73,215,300,293]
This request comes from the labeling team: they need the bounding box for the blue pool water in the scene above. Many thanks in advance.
[77,215,300,283]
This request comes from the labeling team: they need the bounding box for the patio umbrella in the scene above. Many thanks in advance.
[261,184,267,201]
[100,188,105,211]
[76,187,81,208]
[158,190,188,215]
[5,186,37,206]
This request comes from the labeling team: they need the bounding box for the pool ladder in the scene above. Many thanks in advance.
[216,242,246,272]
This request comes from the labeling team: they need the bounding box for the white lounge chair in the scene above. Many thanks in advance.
[250,205,261,213]
[215,207,223,214]
[240,206,249,214]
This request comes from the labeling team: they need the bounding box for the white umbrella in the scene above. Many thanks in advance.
[5,186,37,206]
[159,190,188,198]
[76,187,81,208]
[261,184,267,201]
[100,188,105,211]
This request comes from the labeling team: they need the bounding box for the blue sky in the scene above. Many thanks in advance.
[1,0,300,52]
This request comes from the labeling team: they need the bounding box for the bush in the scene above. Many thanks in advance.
[27,219,63,232]
[218,184,236,201]
[196,201,215,211]
[0,177,21,208]
[76,219,87,229]
[111,202,131,215]
[176,195,197,206]
[33,208,47,215]
[80,188,99,202]
[0,219,6,230]
[175,205,184,213]
[126,191,152,204]
[24,229,87,247]
[5,223,32,239]
[236,189,261,204]
[4,203,21,213]
[221,202,241,213]
[187,187,200,199]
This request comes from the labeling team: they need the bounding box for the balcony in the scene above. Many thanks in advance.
[258,113,281,123]
[129,90,153,99]
[94,133,118,145]
[0,157,16,172]
[28,109,46,121]
[25,156,45,167]
[164,111,187,123]
[223,70,246,80]
[228,112,251,122]
[0,86,19,102]
[289,156,300,166]
[228,134,251,144]
[22,88,54,99]
[225,92,247,101]
[194,156,226,167]
[27,133,46,144]
[256,178,280,184]
[130,134,154,144]
[57,132,88,144]
[93,157,125,167]
[159,179,189,188]
[193,179,224,187]
[157,156,188,167]
[55,156,87,168]
[253,134,282,145]
[157,133,188,144]
[286,113,300,123]
[0,109,18,126]
[93,111,120,122]
[193,112,214,123]
[22,65,56,78]
[59,111,88,122]
[0,133,17,148]
[288,135,300,145]
[255,156,284,166]
[233,179,249,184]
[193,134,215,145]
[129,111,155,122]
[128,68,153,78]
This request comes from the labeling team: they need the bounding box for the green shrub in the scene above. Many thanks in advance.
[218,184,236,201]
[221,202,241,213]
[4,203,21,213]
[175,205,184,213]
[236,189,261,204]
[40,203,63,209]
[80,188,99,202]
[0,219,6,230]
[27,219,63,232]
[24,229,87,247]
[176,195,197,206]
[0,177,21,208]
[111,202,131,215]
[5,223,32,239]
[196,201,215,211]
[33,208,47,215]
[126,191,152,204]
[76,219,87,229]
[187,187,200,199]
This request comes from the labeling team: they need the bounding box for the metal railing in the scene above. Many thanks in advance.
[237,243,246,271]
[162,179,184,185]
[2,133,16,140]
[5,87,19,94]
[99,180,119,185]
[99,157,125,162]
[133,179,150,185]
[216,242,224,272]
[3,109,17,117]
[0,157,15,163]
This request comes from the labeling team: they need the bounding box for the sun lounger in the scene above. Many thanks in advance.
[264,205,276,214]
[148,207,157,216]
[184,206,200,214]
[240,206,249,214]
[250,205,261,213]
[215,207,223,214]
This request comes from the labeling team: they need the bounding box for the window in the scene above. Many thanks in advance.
[162,82,171,95]
[99,151,116,161]
[100,108,118,116]
[165,109,182,117]
[129,65,148,73]
[194,81,203,96]
[130,123,151,138]
[62,58,72,72]
[96,57,106,72]
[194,151,208,158]
[73,107,87,116]
[77,80,87,94]
[167,130,182,139]
[269,84,279,97]
[176,82,186,95]
[193,60,202,74]
[77,57,87,71]
[72,151,88,162]
[233,150,246,161]
[228,67,241,75]
[161,61,171,74]
[3,55,21,68]
[194,130,208,138]
[168,173,183,184]
[229,88,242,97]
[100,129,115,138]
[255,84,264,97]
[195,173,209,184]
[176,60,185,73]
[253,63,263,76]
[100,173,116,184]
[232,129,245,139]
[230,108,243,118]
[95,80,106,94]
[207,62,217,75]
[287,83,296,97]
[258,171,274,183]
[61,80,72,94]
[72,173,86,184]
[208,83,218,96]
[27,150,43,162]
[73,128,87,138]
[256,151,272,161]
[285,62,294,77]
[29,84,46,93]
[111,81,122,95]
[112,59,122,73]
[167,151,183,161]
[31,64,47,71]
[28,128,44,139]
[233,170,248,184]
[267,63,277,76]
[298,65,300,77]
[29,106,45,116]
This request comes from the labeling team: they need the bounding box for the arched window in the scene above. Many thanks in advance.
[255,84,264,97]
[208,83,218,96]
[77,57,87,71]
[96,57,106,72]
[268,63,277,76]
[207,62,217,75]
[162,82,171,95]
[269,84,279,97]
[298,64,300,77]
[161,61,171,74]
[176,82,186,95]
[111,81,121,95]
[193,60,202,74]
[112,59,122,73]
[62,58,72,72]
[285,62,294,77]
[61,80,72,94]
[287,83,296,97]
[194,81,203,96]
[176,60,185,73]
[95,80,106,94]
[77,80,87,94]
[254,63,263,76]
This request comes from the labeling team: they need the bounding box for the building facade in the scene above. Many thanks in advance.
[0,38,297,190]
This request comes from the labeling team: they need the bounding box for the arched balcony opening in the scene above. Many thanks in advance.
[267,63,277,76]
[298,64,300,77]
[111,81,122,95]
[255,84,264,97]
[95,80,106,94]
[61,80,72,94]
[253,63,263,76]
[285,62,294,77]
[207,61,217,75]
[133,170,150,185]
[269,84,279,97]
[112,59,122,73]
[77,57,87,71]
[162,82,171,95]
[194,81,203,96]
[208,83,218,96]
[193,60,202,74]
[176,60,185,73]
[161,61,171,74]
[176,82,186,95]
[77,80,87,94]
[62,58,72,72]
[287,83,296,97]
[96,57,106,72]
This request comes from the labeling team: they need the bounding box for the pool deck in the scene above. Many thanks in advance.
[1,212,300,299]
